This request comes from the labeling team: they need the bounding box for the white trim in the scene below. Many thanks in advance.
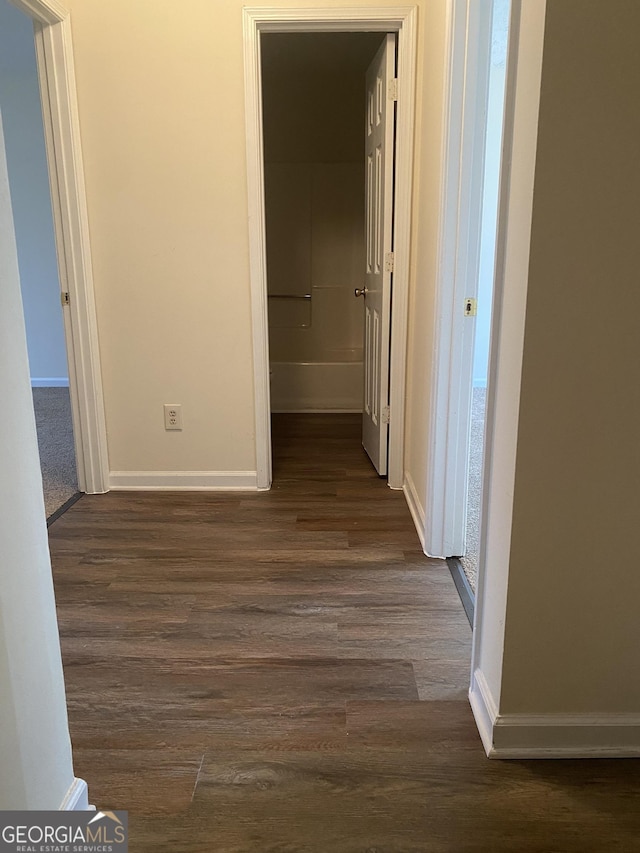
[424,0,494,558]
[470,0,547,738]
[243,6,417,492]
[109,471,259,490]
[12,0,66,25]
[31,377,70,387]
[13,0,109,494]
[492,715,640,759]
[243,11,271,491]
[471,669,640,758]
[249,6,417,31]
[403,472,426,550]
[59,777,91,811]
[386,9,417,491]
[469,667,499,756]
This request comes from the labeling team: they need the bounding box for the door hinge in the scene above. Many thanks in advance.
[382,405,390,424]
[388,78,398,101]
[60,291,70,306]
[384,252,394,273]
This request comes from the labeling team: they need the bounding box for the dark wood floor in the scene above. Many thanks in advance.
[49,415,640,852]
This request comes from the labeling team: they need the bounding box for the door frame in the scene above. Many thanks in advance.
[243,6,418,490]
[11,0,108,493]
[423,0,496,557]
[470,0,547,751]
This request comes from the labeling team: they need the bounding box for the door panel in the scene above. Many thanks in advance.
[361,34,396,475]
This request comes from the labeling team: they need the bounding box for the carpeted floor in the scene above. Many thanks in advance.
[32,387,79,521]
[460,387,486,592]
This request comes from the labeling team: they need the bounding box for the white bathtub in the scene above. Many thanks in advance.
[270,358,364,412]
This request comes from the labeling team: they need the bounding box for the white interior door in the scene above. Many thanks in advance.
[361,33,396,475]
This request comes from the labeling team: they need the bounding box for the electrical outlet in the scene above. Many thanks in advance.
[164,404,182,430]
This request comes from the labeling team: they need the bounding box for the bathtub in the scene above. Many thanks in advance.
[270,353,364,412]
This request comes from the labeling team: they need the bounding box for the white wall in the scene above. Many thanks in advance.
[0,0,67,386]
[0,111,77,809]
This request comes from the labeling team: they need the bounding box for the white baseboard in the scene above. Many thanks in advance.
[469,668,499,756]
[109,470,258,490]
[403,472,425,549]
[31,377,70,387]
[60,777,93,810]
[470,668,640,758]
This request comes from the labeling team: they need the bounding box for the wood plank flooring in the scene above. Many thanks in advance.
[48,414,640,852]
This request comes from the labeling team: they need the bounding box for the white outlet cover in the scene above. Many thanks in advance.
[164,403,182,430]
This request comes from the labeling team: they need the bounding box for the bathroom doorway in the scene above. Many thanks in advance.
[261,32,390,476]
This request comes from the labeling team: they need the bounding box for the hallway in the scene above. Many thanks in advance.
[48,415,639,851]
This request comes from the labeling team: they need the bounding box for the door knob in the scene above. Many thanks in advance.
[354,287,368,298]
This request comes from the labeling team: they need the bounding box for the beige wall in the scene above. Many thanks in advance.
[500,0,640,715]
[61,0,447,482]
[66,0,257,474]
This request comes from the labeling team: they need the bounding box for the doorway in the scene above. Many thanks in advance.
[244,7,418,491]
[260,31,388,474]
[0,0,79,522]
[458,0,510,595]
[5,0,108,497]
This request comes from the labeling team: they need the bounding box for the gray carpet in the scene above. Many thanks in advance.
[460,387,486,592]
[32,387,78,520]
